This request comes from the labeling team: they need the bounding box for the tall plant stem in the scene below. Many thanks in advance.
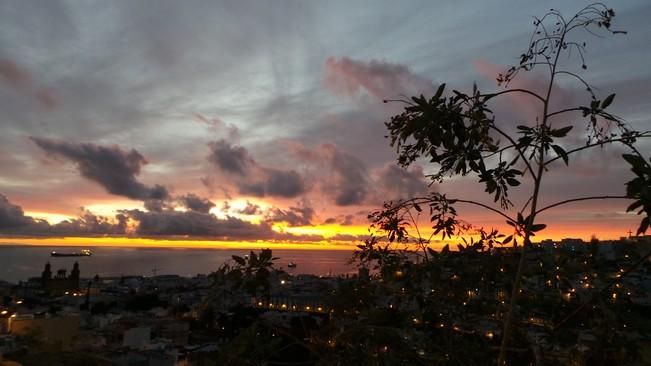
[497,20,566,366]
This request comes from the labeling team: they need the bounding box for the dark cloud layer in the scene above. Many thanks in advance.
[237,201,262,215]
[240,168,305,198]
[374,164,429,201]
[124,209,274,238]
[178,193,215,213]
[0,193,41,229]
[207,140,255,176]
[286,141,430,206]
[328,146,368,206]
[207,139,306,198]
[323,214,354,226]
[265,205,315,227]
[1,194,123,235]
[1,2,649,241]
[0,194,316,241]
[54,209,128,235]
[292,142,370,206]
[143,199,172,213]
[30,137,169,201]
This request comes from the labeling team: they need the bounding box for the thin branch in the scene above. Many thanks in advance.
[536,195,630,215]
[520,196,533,216]
[482,144,518,159]
[546,107,583,119]
[490,125,538,181]
[544,133,651,166]
[454,199,516,223]
[388,196,515,224]
[499,10,566,364]
[483,88,546,104]
[406,209,428,262]
[383,98,415,106]
[554,71,594,94]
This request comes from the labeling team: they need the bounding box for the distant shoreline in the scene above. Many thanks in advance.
[0,243,356,252]
[0,245,358,284]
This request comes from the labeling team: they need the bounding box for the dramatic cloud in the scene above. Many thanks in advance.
[207,139,306,198]
[373,163,429,201]
[1,194,324,240]
[341,215,354,225]
[324,57,435,101]
[221,201,231,211]
[237,201,262,215]
[194,113,241,142]
[0,193,41,229]
[0,194,124,235]
[207,140,255,176]
[52,209,128,235]
[315,143,369,206]
[323,214,354,226]
[1,2,650,241]
[287,140,425,206]
[265,205,315,227]
[123,209,276,238]
[30,137,169,201]
[285,140,431,206]
[143,199,172,213]
[240,168,305,198]
[178,193,215,213]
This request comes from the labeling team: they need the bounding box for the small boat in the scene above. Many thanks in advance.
[51,249,92,257]
[287,262,297,268]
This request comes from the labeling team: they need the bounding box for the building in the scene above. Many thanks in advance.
[41,262,80,296]
[8,314,80,348]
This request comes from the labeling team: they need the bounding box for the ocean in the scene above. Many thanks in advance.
[0,246,357,284]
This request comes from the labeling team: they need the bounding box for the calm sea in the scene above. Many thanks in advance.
[0,246,357,284]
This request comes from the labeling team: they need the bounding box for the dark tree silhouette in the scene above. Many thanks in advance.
[361,4,651,365]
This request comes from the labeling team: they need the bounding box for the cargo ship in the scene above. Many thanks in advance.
[51,249,92,257]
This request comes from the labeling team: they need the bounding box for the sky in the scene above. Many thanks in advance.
[1,1,651,248]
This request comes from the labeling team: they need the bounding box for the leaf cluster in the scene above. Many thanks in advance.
[517,124,572,165]
[624,154,651,234]
[212,249,279,297]
[386,84,497,180]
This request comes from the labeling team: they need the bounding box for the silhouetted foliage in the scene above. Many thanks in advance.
[359,3,651,365]
[212,248,279,298]
[204,4,651,366]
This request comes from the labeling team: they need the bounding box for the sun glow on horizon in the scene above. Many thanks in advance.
[25,212,73,225]
[80,201,144,217]
[0,236,359,251]
[272,223,370,239]
[0,220,637,253]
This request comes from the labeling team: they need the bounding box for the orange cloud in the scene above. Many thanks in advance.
[324,56,435,101]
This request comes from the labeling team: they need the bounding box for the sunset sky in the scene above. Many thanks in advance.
[1,1,651,248]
